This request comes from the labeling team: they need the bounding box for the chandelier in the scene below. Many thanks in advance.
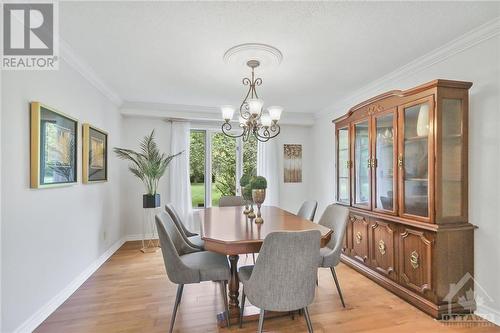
[220,60,283,142]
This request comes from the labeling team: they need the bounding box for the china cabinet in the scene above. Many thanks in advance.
[334,79,474,318]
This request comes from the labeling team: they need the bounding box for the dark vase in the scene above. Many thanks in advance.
[143,194,161,208]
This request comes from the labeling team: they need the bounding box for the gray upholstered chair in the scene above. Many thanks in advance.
[165,203,205,250]
[155,211,231,332]
[317,204,350,307]
[219,195,246,207]
[297,200,318,222]
[238,230,321,332]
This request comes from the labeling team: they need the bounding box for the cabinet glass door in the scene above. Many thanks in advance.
[353,120,371,208]
[399,99,432,219]
[439,98,464,220]
[373,112,396,213]
[337,127,350,204]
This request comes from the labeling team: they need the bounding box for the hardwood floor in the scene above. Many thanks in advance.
[35,241,499,333]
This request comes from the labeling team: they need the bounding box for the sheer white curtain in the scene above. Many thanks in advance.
[257,140,280,207]
[168,121,196,231]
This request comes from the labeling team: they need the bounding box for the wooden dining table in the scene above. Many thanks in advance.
[199,205,333,327]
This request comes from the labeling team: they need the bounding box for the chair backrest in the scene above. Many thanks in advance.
[165,203,195,238]
[244,230,320,312]
[219,195,246,207]
[157,210,199,256]
[318,204,349,255]
[297,200,318,222]
[155,212,198,284]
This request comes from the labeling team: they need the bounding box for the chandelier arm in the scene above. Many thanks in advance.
[251,84,258,100]
[239,84,254,120]
[255,124,280,142]
[268,124,281,138]
[253,126,270,142]
[244,126,251,142]
[254,131,270,143]
[221,122,246,139]
[250,125,263,143]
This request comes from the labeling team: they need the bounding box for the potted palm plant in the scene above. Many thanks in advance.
[113,130,182,208]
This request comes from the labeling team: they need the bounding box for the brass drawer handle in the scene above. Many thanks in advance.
[378,240,386,255]
[355,232,362,244]
[410,251,419,269]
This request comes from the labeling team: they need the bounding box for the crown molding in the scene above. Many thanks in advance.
[316,16,500,118]
[60,39,123,106]
[120,101,315,126]
[122,101,219,113]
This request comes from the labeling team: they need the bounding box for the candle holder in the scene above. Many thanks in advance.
[243,200,251,215]
[252,189,266,224]
[248,202,256,219]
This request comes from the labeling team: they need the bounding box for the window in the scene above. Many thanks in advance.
[189,130,257,208]
[189,130,206,208]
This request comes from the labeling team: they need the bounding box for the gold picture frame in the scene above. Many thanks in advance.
[30,102,78,188]
[82,124,108,183]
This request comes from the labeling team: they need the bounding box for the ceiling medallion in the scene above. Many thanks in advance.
[223,43,283,68]
[220,59,282,142]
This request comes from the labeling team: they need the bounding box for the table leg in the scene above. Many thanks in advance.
[228,255,240,312]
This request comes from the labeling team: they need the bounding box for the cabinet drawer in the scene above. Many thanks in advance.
[398,227,434,295]
[369,219,396,280]
[350,214,369,263]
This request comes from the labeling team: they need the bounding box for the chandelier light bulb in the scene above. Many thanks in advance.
[268,106,283,121]
[261,114,272,127]
[221,105,235,121]
[247,98,264,116]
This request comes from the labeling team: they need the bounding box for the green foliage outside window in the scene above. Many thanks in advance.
[189,131,257,207]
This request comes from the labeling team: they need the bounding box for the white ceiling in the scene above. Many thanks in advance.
[60,1,500,115]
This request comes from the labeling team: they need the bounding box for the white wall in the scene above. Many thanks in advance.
[120,117,173,237]
[275,125,314,215]
[1,61,123,332]
[311,34,500,321]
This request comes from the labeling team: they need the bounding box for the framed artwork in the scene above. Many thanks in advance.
[30,102,78,188]
[82,124,108,183]
[284,144,302,183]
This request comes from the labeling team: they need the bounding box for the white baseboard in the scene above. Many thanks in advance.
[476,304,500,327]
[13,237,126,333]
